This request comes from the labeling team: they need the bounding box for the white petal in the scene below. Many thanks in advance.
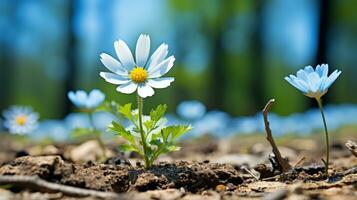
[147,77,174,89]
[323,70,341,91]
[285,76,308,93]
[307,72,321,93]
[137,84,155,98]
[100,53,128,75]
[304,66,314,73]
[147,43,168,71]
[87,89,105,108]
[68,90,87,107]
[294,78,310,93]
[135,34,150,67]
[316,64,328,77]
[67,91,77,104]
[148,56,175,78]
[116,82,137,94]
[100,72,130,85]
[322,64,329,76]
[114,40,135,69]
[296,69,308,82]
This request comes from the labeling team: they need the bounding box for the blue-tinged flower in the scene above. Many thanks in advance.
[65,113,91,130]
[191,110,230,137]
[68,89,105,109]
[177,100,206,120]
[99,34,175,98]
[34,120,70,141]
[285,63,342,175]
[285,64,341,98]
[2,106,39,134]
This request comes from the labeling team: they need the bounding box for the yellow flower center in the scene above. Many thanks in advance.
[15,115,27,126]
[130,67,148,83]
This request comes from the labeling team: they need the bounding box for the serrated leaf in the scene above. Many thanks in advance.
[149,139,163,146]
[120,144,143,155]
[108,121,135,143]
[167,145,181,151]
[119,103,133,120]
[150,104,167,123]
[161,125,192,142]
[150,131,161,141]
[144,120,155,132]
[171,125,192,140]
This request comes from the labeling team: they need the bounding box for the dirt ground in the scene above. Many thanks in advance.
[0,130,356,200]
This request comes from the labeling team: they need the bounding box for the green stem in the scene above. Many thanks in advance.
[88,112,106,159]
[316,97,329,176]
[137,95,150,168]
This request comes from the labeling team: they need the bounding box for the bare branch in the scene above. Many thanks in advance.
[262,99,292,173]
[0,175,119,199]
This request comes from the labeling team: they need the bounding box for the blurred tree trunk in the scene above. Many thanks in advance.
[206,2,229,110]
[0,1,16,111]
[209,26,225,110]
[314,0,331,106]
[62,0,78,117]
[250,0,265,110]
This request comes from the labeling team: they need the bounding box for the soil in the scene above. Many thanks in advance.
[0,132,356,200]
[0,155,243,193]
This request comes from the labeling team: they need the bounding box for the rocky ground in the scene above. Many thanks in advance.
[0,128,356,200]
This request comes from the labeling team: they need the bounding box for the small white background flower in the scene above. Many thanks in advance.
[100,34,175,98]
[68,89,105,110]
[2,106,39,134]
[177,100,206,120]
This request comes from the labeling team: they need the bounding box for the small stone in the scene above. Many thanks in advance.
[0,188,14,200]
[262,189,288,200]
[42,145,59,155]
[215,184,226,192]
[69,140,112,162]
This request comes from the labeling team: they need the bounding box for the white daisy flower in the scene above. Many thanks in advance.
[2,106,39,135]
[99,34,175,98]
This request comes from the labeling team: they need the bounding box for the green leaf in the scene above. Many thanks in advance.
[144,120,155,132]
[120,144,143,155]
[149,139,163,146]
[108,121,135,143]
[167,145,181,151]
[150,104,167,123]
[171,125,192,140]
[161,125,192,142]
[119,103,133,120]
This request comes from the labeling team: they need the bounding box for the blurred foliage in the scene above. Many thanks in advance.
[0,0,356,119]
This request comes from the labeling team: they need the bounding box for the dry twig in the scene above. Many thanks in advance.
[241,166,259,181]
[345,140,357,157]
[262,99,292,173]
[293,156,306,168]
[0,175,119,199]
